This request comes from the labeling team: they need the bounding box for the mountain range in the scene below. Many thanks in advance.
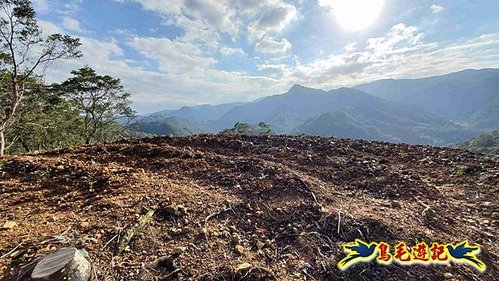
[131,68,499,145]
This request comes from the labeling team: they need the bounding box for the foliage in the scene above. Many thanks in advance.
[454,130,499,155]
[5,78,82,153]
[220,122,274,136]
[0,0,81,155]
[4,67,136,154]
[57,67,135,145]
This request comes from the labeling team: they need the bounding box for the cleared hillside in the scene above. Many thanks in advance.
[0,135,498,280]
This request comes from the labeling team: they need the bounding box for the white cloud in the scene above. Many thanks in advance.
[183,0,241,38]
[126,0,240,41]
[431,4,445,14]
[247,1,298,40]
[366,23,424,54]
[255,36,292,54]
[37,11,282,113]
[32,0,49,13]
[220,46,246,56]
[37,2,499,115]
[62,16,83,33]
[256,23,499,89]
[127,36,216,73]
[344,42,357,53]
[125,0,297,46]
[257,63,290,78]
[38,20,64,35]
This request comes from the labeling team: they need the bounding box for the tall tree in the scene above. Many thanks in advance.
[60,67,135,145]
[6,78,82,153]
[0,0,81,155]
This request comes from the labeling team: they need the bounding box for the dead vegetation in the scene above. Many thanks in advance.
[0,135,498,280]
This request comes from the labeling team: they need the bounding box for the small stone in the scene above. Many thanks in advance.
[172,246,186,255]
[84,237,98,244]
[234,245,246,255]
[231,233,241,243]
[177,205,188,215]
[236,262,252,272]
[201,227,208,235]
[2,220,17,229]
[171,226,191,235]
[80,222,90,228]
[444,272,453,279]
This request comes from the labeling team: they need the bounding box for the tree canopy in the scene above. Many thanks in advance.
[0,0,81,155]
[58,67,135,145]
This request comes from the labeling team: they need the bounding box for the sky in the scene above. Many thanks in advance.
[32,0,499,114]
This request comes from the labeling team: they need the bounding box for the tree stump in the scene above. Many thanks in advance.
[31,247,91,281]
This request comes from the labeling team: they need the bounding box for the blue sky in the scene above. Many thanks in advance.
[33,0,499,114]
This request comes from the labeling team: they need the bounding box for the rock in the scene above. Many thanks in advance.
[172,246,186,255]
[234,245,246,255]
[1,220,17,230]
[31,247,91,281]
[236,262,252,272]
[170,226,191,235]
[177,205,188,215]
[80,222,90,228]
[231,233,241,243]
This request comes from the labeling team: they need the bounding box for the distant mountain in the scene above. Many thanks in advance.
[355,69,499,130]
[212,85,473,145]
[130,69,499,145]
[294,108,386,141]
[145,102,244,124]
[130,117,206,136]
[213,85,328,132]
[454,130,499,155]
[131,102,243,135]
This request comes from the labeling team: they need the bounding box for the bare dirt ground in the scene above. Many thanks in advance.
[0,135,497,280]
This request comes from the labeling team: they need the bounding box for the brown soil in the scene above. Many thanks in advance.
[0,135,498,280]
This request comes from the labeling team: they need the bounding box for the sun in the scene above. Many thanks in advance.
[322,0,385,31]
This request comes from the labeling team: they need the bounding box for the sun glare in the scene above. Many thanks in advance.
[323,0,385,31]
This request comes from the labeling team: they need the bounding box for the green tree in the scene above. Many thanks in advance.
[0,0,81,155]
[59,67,135,145]
[220,122,254,135]
[6,79,82,153]
[257,121,273,135]
[220,121,274,136]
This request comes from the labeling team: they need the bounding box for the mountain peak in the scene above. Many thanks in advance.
[290,84,306,90]
[287,84,322,94]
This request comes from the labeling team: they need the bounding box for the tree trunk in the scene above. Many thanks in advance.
[31,247,91,281]
[0,129,5,156]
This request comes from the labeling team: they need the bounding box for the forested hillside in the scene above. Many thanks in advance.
[454,130,499,155]
[0,2,135,155]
